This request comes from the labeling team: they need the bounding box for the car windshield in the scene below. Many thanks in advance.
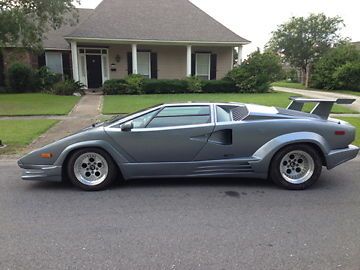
[103,104,163,126]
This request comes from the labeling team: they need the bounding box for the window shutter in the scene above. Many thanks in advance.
[151,52,158,79]
[210,54,217,80]
[191,53,196,76]
[127,52,133,75]
[38,53,46,68]
[62,52,71,78]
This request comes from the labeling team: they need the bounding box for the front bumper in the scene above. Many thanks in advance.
[326,145,359,169]
[18,161,62,182]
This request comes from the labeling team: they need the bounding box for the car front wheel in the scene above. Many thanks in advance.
[67,148,117,191]
[269,144,322,190]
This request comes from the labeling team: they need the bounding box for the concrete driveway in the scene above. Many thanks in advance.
[1,157,360,270]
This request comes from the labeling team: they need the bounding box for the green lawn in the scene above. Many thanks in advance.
[0,93,80,116]
[336,117,360,146]
[0,120,58,154]
[272,81,360,96]
[102,92,357,114]
[272,81,307,89]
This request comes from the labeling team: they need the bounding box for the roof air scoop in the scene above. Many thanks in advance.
[287,96,356,120]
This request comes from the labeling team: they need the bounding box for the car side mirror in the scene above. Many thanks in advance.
[121,121,134,132]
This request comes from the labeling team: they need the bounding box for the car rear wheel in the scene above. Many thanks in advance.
[67,148,117,191]
[269,144,322,190]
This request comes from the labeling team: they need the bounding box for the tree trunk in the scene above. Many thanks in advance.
[305,64,311,88]
[301,67,307,85]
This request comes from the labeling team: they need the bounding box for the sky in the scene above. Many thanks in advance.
[74,0,360,58]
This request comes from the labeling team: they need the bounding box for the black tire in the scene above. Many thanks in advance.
[269,144,322,190]
[67,148,117,191]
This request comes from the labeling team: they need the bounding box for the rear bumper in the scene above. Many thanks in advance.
[326,145,359,169]
[18,160,62,182]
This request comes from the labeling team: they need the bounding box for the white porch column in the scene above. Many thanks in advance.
[186,45,192,77]
[70,41,79,81]
[132,44,138,74]
[237,45,243,66]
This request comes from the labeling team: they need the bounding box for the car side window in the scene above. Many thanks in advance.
[147,106,211,128]
[132,109,160,128]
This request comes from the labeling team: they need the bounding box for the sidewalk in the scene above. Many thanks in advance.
[273,86,360,113]
[25,94,103,152]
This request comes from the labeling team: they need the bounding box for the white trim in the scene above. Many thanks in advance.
[77,47,109,87]
[65,36,250,46]
[186,45,192,77]
[231,47,234,70]
[45,51,63,75]
[237,45,243,66]
[132,44,138,74]
[195,53,211,80]
[70,41,79,81]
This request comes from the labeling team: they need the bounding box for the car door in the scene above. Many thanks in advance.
[105,105,215,163]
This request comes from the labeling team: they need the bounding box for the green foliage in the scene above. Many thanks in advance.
[267,13,346,85]
[225,51,282,93]
[34,67,62,90]
[52,79,84,96]
[102,79,127,95]
[143,79,188,94]
[186,76,203,93]
[201,80,238,93]
[285,69,299,83]
[333,62,360,91]
[6,62,34,92]
[103,78,240,95]
[0,0,78,50]
[311,44,360,90]
[125,74,145,94]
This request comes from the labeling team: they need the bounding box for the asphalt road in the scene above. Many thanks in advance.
[1,158,360,270]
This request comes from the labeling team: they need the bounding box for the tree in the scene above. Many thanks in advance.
[225,50,282,93]
[0,0,79,51]
[267,13,346,87]
[311,44,360,90]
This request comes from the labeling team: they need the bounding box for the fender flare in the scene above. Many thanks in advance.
[250,132,330,174]
[54,140,129,172]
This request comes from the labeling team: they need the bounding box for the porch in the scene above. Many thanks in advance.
[69,41,242,88]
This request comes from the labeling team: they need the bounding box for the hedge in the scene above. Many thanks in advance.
[102,78,239,95]
[143,79,189,94]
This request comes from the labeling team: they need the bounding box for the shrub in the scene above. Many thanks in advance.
[52,79,84,96]
[143,79,189,94]
[102,79,127,95]
[125,74,145,94]
[6,62,34,92]
[333,62,360,91]
[225,51,282,93]
[34,67,62,91]
[186,76,202,93]
[201,80,238,93]
[311,44,360,90]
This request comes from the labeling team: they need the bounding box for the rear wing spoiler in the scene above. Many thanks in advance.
[287,96,355,119]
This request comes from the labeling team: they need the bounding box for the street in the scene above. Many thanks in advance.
[0,158,360,270]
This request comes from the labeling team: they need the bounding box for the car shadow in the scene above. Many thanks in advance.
[26,176,277,191]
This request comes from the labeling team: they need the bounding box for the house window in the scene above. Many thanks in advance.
[196,53,210,80]
[45,52,63,74]
[137,52,151,78]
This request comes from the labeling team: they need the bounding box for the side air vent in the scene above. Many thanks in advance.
[231,106,249,121]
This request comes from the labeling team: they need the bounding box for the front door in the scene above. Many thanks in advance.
[86,55,102,88]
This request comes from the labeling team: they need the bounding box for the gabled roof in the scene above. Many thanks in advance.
[43,8,93,50]
[65,0,250,45]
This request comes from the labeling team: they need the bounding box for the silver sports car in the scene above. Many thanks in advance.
[18,97,359,191]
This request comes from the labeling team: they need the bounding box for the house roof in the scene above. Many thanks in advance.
[65,0,250,45]
[43,8,93,50]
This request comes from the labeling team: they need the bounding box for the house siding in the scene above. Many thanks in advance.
[108,44,233,80]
